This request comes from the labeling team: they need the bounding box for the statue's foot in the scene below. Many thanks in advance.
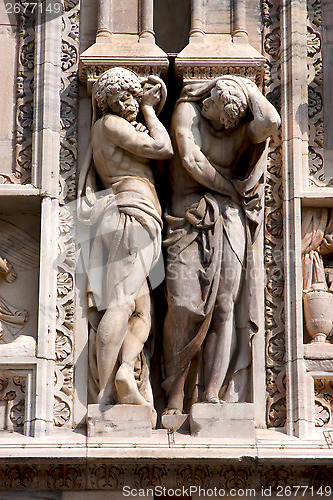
[115,363,149,406]
[162,408,183,416]
[202,392,222,404]
[97,388,112,406]
[115,363,157,427]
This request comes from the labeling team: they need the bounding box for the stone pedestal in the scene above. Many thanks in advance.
[190,403,255,439]
[161,413,190,433]
[87,404,154,437]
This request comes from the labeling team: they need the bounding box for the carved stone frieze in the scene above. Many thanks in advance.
[177,64,264,86]
[80,64,167,95]
[262,0,286,428]
[0,462,331,491]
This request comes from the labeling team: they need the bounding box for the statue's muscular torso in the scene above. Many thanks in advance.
[91,115,161,215]
[170,102,249,217]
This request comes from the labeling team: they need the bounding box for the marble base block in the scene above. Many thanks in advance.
[304,341,333,360]
[87,404,153,437]
[190,403,255,438]
[161,413,190,433]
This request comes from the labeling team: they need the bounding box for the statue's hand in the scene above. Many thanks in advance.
[3,260,17,283]
[141,83,161,109]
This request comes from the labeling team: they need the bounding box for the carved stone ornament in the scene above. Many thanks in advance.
[0,462,331,492]
[262,0,286,429]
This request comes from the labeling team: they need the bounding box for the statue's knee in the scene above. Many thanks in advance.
[215,293,234,321]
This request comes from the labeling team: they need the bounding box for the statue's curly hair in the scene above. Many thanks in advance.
[92,67,143,114]
[212,79,248,127]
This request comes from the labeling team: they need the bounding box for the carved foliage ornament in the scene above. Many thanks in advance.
[262,0,286,428]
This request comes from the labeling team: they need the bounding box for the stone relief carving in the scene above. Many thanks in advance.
[162,75,280,413]
[302,208,333,344]
[78,67,173,421]
[262,0,286,428]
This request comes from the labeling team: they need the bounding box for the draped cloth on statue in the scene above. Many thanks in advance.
[78,159,162,313]
[163,79,269,407]
[77,154,162,402]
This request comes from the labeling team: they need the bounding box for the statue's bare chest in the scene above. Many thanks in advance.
[199,120,246,169]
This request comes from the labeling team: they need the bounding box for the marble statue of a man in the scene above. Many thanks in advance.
[163,76,280,414]
[78,67,173,414]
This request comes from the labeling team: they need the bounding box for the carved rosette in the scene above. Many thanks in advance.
[307,0,325,186]
[54,0,80,429]
[262,0,286,428]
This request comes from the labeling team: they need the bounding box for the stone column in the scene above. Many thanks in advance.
[96,0,112,41]
[32,1,62,436]
[140,0,155,42]
[280,0,311,438]
[232,0,248,43]
[190,0,205,41]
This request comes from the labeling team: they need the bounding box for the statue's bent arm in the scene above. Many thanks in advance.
[245,84,281,144]
[103,114,173,160]
[174,102,235,196]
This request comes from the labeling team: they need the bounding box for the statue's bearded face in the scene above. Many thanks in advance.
[108,91,140,122]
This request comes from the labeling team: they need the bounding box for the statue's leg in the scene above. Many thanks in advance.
[116,282,152,405]
[96,300,135,405]
[163,307,193,413]
[163,241,203,414]
[202,235,243,403]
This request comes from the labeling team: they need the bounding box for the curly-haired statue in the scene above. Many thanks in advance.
[163,76,280,414]
[78,67,173,423]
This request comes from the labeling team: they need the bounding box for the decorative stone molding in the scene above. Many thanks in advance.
[54,0,81,429]
[174,35,265,85]
[0,461,332,491]
[176,62,264,86]
[262,0,286,429]
[80,61,168,94]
